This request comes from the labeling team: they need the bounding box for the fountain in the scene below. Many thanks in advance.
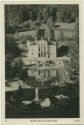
[33,87,51,108]
[34,87,39,102]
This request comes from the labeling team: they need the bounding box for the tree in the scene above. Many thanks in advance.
[57,5,79,23]
[68,16,79,81]
[66,17,79,98]
[43,7,48,23]
[47,16,53,28]
[56,31,64,56]
[5,5,79,27]
[37,10,42,22]
[48,6,57,22]
[5,35,25,81]
[45,16,55,39]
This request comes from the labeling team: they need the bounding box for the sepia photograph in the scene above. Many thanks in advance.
[5,4,79,118]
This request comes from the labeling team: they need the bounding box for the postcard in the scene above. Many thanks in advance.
[0,0,84,124]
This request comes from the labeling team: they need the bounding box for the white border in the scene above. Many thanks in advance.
[0,0,84,124]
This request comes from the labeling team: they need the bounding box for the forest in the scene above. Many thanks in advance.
[5,4,79,34]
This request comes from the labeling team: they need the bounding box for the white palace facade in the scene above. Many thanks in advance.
[23,37,57,65]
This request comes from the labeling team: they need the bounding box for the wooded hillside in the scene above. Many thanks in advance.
[5,5,79,34]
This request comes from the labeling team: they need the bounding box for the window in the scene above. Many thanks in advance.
[38,44,40,57]
[44,46,46,57]
[39,53,40,57]
[42,53,44,57]
[44,46,46,52]
[49,46,52,57]
[39,46,40,52]
[44,53,46,57]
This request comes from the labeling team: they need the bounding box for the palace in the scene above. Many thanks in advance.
[16,23,75,65]
[24,36,57,64]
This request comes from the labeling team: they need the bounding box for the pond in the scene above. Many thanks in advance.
[6,86,79,117]
[7,87,69,113]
